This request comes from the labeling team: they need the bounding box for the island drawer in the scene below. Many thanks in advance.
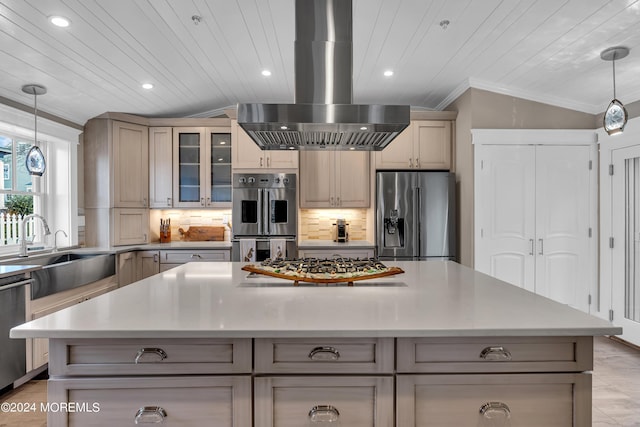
[48,338,251,376]
[254,376,393,427]
[254,338,394,374]
[160,250,230,263]
[396,336,593,373]
[48,376,251,427]
[396,373,590,426]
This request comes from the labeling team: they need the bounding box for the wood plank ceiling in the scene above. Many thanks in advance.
[1,0,640,126]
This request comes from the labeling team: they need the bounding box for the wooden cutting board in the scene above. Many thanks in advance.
[178,226,225,241]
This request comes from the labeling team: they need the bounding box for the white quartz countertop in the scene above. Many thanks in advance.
[11,261,621,339]
[298,240,375,249]
[0,264,41,279]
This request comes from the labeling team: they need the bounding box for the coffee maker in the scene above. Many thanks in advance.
[332,219,349,242]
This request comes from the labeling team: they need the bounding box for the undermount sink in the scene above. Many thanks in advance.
[10,252,116,299]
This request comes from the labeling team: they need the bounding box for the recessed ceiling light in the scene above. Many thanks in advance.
[288,147,295,150]
[360,126,367,130]
[219,141,226,145]
[262,69,272,77]
[383,70,394,77]
[280,125,288,130]
[49,16,70,28]
[142,83,154,89]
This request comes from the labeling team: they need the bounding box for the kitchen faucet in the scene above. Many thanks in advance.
[53,229,68,252]
[18,214,51,257]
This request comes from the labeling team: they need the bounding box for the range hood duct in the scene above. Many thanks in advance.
[237,0,410,151]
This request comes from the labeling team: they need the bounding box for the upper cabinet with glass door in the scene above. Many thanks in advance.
[172,127,232,208]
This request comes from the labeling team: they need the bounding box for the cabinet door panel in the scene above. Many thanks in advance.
[255,376,393,427]
[113,209,149,246]
[300,151,334,207]
[267,150,298,169]
[149,127,173,208]
[337,151,370,207]
[475,145,535,292]
[397,373,589,427]
[535,145,591,311]
[113,121,149,208]
[233,122,264,169]
[375,124,413,169]
[173,128,206,207]
[414,120,451,170]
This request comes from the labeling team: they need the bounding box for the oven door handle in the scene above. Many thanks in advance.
[263,189,271,236]
[257,189,263,236]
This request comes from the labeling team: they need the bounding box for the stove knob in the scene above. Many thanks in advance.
[248,177,256,183]
[283,178,290,184]
[238,177,246,184]
[274,177,281,183]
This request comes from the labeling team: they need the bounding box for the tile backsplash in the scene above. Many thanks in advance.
[150,209,232,242]
[299,209,367,241]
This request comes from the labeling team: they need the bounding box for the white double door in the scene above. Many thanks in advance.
[475,144,595,312]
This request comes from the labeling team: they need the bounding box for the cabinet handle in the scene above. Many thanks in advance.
[134,348,168,364]
[336,196,340,206]
[529,239,534,256]
[538,238,544,255]
[206,197,211,206]
[267,156,270,167]
[200,197,205,206]
[409,158,413,168]
[143,234,147,242]
[134,406,167,424]
[308,405,340,423]
[153,254,158,263]
[330,196,334,206]
[167,197,171,206]
[190,254,202,259]
[308,346,341,361]
[260,157,263,167]
[479,346,512,361]
[479,402,511,420]
[415,158,419,168]
[143,197,147,207]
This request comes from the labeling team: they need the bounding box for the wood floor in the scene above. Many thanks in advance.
[0,336,638,426]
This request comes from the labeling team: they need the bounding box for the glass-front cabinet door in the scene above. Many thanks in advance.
[172,127,232,208]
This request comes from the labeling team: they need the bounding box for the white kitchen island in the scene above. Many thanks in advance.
[11,261,621,426]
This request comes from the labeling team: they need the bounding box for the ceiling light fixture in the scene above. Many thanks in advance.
[383,70,394,77]
[142,83,154,89]
[601,46,630,136]
[21,84,47,176]
[192,15,202,25]
[262,70,272,77]
[49,16,70,27]
[439,20,450,30]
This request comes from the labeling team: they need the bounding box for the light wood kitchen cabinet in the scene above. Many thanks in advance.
[158,249,231,272]
[117,251,138,287]
[137,250,160,280]
[28,276,118,372]
[297,248,375,259]
[375,120,451,170]
[396,373,590,426]
[112,121,149,208]
[232,120,298,170]
[112,208,149,246]
[173,127,232,207]
[300,150,370,208]
[48,376,252,427]
[149,127,173,208]
[84,118,150,247]
[254,376,394,427]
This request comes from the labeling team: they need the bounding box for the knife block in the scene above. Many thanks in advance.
[160,229,171,243]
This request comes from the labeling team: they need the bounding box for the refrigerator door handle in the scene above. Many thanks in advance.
[257,189,263,235]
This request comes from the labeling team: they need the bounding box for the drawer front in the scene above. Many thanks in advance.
[160,250,230,263]
[48,376,251,427]
[397,373,590,427]
[255,376,393,427]
[397,336,592,373]
[255,338,394,374]
[49,338,251,376]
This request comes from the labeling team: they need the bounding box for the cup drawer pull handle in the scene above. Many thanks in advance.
[308,346,341,361]
[134,406,167,424]
[309,405,340,423]
[479,401,510,420]
[479,346,512,361]
[135,348,168,364]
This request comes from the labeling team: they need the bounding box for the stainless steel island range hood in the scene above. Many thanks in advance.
[237,0,410,151]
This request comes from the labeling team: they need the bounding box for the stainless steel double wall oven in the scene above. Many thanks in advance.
[232,173,297,261]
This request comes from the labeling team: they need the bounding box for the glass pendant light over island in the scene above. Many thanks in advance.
[601,46,630,136]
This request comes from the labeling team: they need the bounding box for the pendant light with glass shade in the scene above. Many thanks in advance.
[601,46,630,136]
[21,84,47,176]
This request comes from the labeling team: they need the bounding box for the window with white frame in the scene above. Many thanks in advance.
[0,134,45,246]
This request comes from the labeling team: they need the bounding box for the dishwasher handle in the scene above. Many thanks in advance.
[0,279,32,292]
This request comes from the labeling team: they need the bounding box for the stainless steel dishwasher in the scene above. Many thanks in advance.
[0,273,30,390]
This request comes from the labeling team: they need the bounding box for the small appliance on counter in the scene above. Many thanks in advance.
[332,219,349,242]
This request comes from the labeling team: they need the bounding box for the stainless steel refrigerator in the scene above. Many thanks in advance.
[376,171,456,260]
